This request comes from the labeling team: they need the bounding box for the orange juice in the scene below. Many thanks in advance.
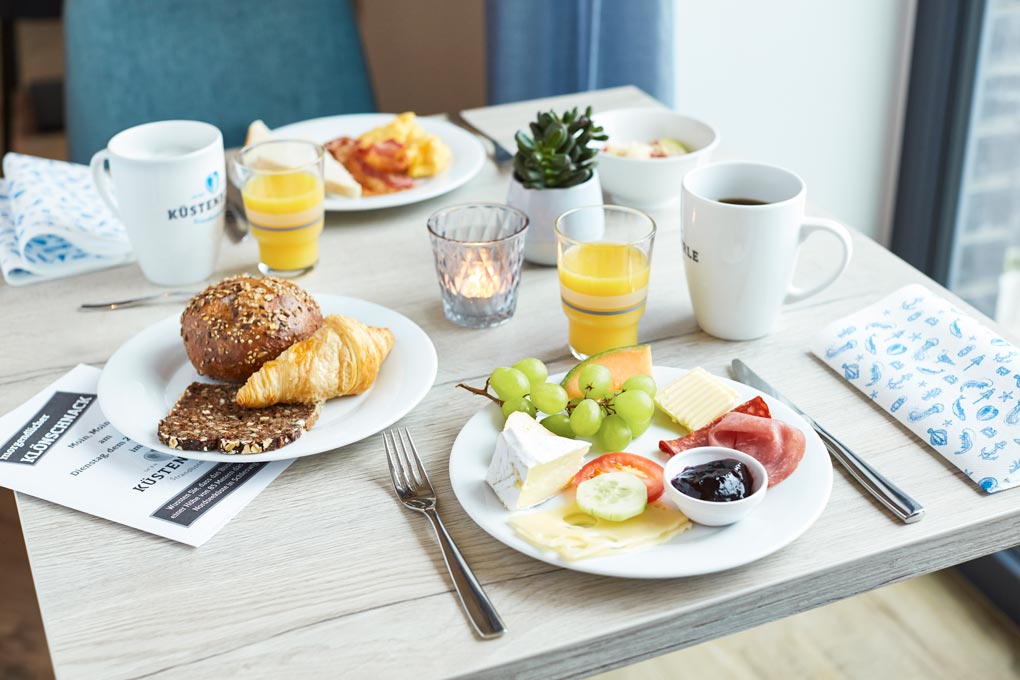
[558,243,650,357]
[241,171,324,272]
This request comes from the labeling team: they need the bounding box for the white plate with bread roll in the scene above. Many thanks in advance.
[98,277,438,463]
[249,113,487,212]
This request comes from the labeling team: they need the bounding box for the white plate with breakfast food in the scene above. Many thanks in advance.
[448,350,832,579]
[251,113,486,211]
[99,276,437,463]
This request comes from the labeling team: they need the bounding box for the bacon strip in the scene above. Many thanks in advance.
[361,139,408,174]
[658,396,771,457]
[325,136,415,196]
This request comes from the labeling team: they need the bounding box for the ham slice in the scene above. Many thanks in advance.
[659,396,771,457]
[707,412,806,486]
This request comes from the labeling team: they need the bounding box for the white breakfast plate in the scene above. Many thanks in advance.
[271,114,487,211]
[449,366,833,579]
[98,294,437,463]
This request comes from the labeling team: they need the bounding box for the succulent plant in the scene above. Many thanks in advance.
[513,106,607,190]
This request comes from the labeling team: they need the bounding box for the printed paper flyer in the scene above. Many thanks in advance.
[0,365,292,546]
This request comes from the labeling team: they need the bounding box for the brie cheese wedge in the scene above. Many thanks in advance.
[485,412,589,510]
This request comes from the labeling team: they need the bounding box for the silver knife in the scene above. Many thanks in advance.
[79,289,198,311]
[731,359,925,524]
[448,111,515,164]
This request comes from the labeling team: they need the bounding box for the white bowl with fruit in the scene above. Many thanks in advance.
[595,108,718,208]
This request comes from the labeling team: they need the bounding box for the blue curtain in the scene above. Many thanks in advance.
[485,0,675,106]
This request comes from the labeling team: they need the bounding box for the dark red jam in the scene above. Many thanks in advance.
[672,459,754,502]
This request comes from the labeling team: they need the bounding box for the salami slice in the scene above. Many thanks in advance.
[659,396,771,456]
[707,412,806,486]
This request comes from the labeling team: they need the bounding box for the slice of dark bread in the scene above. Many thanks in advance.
[158,382,321,454]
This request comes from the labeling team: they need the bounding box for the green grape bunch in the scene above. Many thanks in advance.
[457,357,658,451]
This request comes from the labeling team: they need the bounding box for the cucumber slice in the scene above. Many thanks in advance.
[576,472,647,522]
[660,137,689,155]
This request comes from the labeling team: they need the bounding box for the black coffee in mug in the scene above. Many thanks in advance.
[682,162,853,340]
[718,197,770,206]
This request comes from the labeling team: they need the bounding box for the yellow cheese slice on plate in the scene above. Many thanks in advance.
[508,502,692,561]
[654,366,738,431]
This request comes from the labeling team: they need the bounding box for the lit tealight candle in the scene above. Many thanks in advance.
[452,252,502,320]
[457,254,499,300]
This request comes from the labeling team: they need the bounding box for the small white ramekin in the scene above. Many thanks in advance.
[662,446,768,526]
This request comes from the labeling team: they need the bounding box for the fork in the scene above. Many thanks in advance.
[448,111,515,164]
[383,428,507,639]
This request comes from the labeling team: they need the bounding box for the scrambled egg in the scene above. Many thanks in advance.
[357,112,451,178]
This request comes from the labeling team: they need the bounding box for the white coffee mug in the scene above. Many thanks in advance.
[90,120,225,285]
[681,161,853,340]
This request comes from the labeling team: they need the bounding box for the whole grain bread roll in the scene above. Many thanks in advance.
[181,276,322,382]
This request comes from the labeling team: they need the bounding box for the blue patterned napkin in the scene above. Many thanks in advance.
[0,153,133,286]
[811,284,1020,493]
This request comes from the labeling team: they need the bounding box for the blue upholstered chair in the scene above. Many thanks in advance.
[64,0,375,163]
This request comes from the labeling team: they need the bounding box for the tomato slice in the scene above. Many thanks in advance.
[572,453,665,503]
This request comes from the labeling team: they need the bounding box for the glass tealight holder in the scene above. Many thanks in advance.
[427,204,529,328]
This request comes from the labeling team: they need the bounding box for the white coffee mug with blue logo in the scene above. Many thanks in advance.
[90,120,225,285]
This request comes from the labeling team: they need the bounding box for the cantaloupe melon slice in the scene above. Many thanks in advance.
[560,345,653,399]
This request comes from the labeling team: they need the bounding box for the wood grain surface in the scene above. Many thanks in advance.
[3,87,1020,679]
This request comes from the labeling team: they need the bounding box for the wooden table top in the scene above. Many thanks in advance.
[4,87,1020,680]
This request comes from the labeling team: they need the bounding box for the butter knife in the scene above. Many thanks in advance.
[79,289,197,310]
[731,359,925,524]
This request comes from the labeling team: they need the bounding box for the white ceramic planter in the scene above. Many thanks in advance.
[506,171,603,266]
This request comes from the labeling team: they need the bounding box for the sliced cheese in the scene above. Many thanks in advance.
[509,502,691,561]
[245,119,274,147]
[243,120,362,199]
[485,412,589,510]
[321,150,362,198]
[655,367,738,431]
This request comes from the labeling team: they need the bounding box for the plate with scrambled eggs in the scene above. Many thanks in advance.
[271,112,486,211]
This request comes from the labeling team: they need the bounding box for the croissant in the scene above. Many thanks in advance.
[236,314,395,408]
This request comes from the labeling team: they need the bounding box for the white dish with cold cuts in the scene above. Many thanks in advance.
[448,366,832,579]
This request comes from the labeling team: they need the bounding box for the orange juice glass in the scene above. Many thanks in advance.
[235,140,325,277]
[555,206,655,359]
